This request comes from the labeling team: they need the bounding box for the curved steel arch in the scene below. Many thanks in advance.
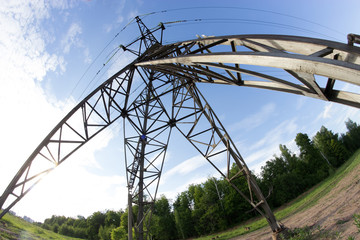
[137,34,360,108]
[1,17,360,239]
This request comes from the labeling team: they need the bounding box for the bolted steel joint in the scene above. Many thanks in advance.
[121,109,128,118]
[168,118,177,128]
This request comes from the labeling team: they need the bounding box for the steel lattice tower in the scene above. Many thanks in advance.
[1,17,360,239]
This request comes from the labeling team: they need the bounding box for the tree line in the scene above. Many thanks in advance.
[40,119,360,239]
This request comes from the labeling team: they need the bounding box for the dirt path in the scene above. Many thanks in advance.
[232,161,360,240]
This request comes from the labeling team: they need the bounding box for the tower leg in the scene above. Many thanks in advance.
[128,193,133,240]
[124,71,173,239]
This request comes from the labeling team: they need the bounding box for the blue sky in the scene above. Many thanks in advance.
[0,0,360,222]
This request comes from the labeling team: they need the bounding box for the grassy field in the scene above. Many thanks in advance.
[194,150,360,240]
[0,212,82,240]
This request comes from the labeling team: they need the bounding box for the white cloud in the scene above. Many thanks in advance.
[106,50,137,78]
[117,15,125,24]
[230,102,276,132]
[62,22,82,54]
[102,0,127,33]
[315,102,333,121]
[0,2,62,82]
[248,118,297,152]
[240,119,298,174]
[0,1,66,179]
[313,83,360,133]
[104,24,114,33]
[127,10,140,21]
[340,82,360,93]
[84,47,92,64]
[50,0,77,10]
[161,155,207,183]
[136,0,144,6]
[315,102,360,135]
[322,103,333,119]
[296,96,306,110]
[159,175,209,200]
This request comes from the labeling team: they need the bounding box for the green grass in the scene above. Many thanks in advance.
[195,150,360,240]
[0,212,82,240]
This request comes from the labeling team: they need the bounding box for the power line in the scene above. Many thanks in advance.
[69,18,137,101]
[163,18,341,41]
[138,6,345,36]
[77,47,127,101]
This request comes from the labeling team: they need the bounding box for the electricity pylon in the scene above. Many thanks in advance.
[1,16,360,240]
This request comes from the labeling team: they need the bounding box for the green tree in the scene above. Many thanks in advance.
[52,223,60,233]
[279,144,300,172]
[99,224,115,240]
[74,227,87,239]
[111,226,127,240]
[59,224,74,236]
[87,211,106,240]
[173,191,195,239]
[188,184,206,234]
[261,155,288,184]
[73,215,88,238]
[295,133,329,184]
[43,215,67,231]
[117,207,138,239]
[341,119,360,153]
[260,145,307,207]
[222,164,255,225]
[120,209,128,231]
[197,178,227,234]
[105,210,121,227]
[150,195,177,240]
[314,126,349,168]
